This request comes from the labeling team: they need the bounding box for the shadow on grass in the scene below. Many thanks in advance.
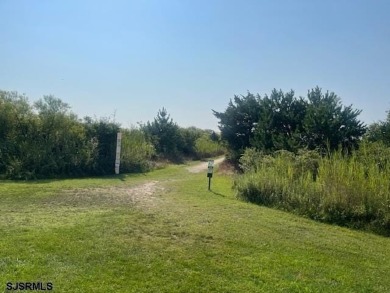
[210,190,227,197]
[0,172,147,184]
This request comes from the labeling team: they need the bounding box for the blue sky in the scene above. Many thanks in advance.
[1,0,389,130]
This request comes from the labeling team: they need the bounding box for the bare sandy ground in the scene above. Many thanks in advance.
[186,157,225,173]
[59,181,163,209]
[57,158,225,210]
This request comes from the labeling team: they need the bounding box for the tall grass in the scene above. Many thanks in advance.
[235,144,390,236]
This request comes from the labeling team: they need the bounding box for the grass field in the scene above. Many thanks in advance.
[0,159,389,292]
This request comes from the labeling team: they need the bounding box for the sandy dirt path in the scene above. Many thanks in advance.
[186,157,225,173]
[59,158,225,211]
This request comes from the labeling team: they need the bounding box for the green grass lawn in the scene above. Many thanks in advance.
[0,160,389,292]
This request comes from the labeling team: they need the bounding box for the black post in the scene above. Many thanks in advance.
[207,160,213,191]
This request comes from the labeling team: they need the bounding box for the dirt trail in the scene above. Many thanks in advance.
[59,158,225,210]
[123,157,224,206]
[186,157,225,173]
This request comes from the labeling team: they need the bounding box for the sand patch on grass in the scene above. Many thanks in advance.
[51,181,164,209]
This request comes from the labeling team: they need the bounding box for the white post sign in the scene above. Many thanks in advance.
[115,132,122,174]
[207,160,214,176]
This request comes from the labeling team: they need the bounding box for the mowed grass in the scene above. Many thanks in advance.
[0,160,390,292]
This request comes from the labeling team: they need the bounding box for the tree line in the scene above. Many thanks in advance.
[0,90,223,179]
[213,86,367,161]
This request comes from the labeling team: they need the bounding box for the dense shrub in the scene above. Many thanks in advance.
[83,117,120,175]
[120,128,155,173]
[177,127,205,157]
[194,134,225,159]
[0,91,155,179]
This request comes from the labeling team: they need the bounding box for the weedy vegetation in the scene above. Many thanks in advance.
[235,143,390,236]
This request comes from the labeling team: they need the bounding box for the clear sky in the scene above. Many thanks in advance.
[1,0,389,130]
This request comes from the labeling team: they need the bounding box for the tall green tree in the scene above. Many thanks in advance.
[212,92,262,160]
[252,89,307,153]
[142,108,181,157]
[214,87,366,161]
[302,87,366,152]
